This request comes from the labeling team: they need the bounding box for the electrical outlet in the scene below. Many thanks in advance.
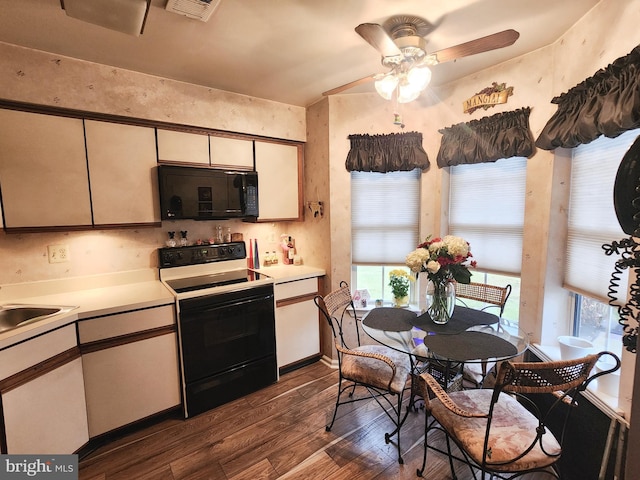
[47,244,70,264]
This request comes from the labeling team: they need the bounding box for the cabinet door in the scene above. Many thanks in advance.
[210,136,254,169]
[85,120,160,225]
[275,278,320,369]
[276,300,320,368]
[82,333,181,437]
[157,129,210,165]
[0,108,92,228]
[254,141,303,221]
[2,357,89,454]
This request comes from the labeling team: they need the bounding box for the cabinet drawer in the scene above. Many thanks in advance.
[78,304,175,344]
[0,324,77,380]
[274,278,318,302]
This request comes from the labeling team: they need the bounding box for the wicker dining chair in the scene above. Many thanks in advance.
[314,281,413,464]
[416,351,620,479]
[455,282,512,317]
[454,281,512,388]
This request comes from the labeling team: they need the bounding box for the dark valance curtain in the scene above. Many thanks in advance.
[436,107,535,168]
[345,131,430,172]
[536,45,640,150]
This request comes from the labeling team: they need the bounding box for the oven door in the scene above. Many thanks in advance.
[177,284,276,416]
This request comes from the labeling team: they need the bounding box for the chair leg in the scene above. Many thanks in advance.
[444,434,458,480]
[326,376,344,432]
[417,413,430,477]
[384,392,406,464]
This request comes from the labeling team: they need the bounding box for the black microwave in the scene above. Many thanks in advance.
[158,165,258,220]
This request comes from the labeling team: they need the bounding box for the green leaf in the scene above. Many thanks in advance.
[450,265,471,284]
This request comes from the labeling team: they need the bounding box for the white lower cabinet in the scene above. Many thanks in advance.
[274,278,321,370]
[79,304,181,438]
[0,324,89,454]
[82,333,180,437]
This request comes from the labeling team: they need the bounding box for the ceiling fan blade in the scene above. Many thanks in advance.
[355,23,402,58]
[431,29,520,64]
[322,74,376,96]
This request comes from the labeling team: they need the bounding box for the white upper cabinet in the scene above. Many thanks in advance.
[210,136,254,169]
[254,141,303,221]
[0,109,92,228]
[85,120,160,225]
[157,129,210,165]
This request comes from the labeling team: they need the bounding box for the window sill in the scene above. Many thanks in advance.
[354,303,421,316]
[531,344,626,423]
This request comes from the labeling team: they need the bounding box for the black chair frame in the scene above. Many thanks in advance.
[315,281,413,464]
[417,351,621,480]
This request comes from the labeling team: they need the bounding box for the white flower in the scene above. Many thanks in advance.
[426,260,441,274]
[443,235,469,257]
[405,248,431,273]
[428,241,443,253]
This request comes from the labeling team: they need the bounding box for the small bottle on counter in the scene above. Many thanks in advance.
[271,251,278,265]
[224,227,232,243]
[166,231,176,247]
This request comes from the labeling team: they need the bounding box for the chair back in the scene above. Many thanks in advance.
[314,281,361,351]
[455,282,511,316]
[485,352,620,467]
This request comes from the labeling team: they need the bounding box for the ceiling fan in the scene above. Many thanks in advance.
[323,15,519,103]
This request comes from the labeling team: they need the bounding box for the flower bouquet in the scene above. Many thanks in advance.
[405,235,476,324]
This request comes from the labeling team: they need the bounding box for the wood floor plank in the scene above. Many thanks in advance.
[273,450,341,480]
[169,444,227,480]
[79,361,497,480]
[227,458,278,480]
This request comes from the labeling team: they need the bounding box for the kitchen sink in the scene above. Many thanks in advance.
[0,304,77,333]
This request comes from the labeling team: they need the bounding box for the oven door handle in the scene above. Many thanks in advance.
[179,293,274,313]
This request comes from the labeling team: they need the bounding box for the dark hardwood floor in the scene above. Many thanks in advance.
[78,361,536,480]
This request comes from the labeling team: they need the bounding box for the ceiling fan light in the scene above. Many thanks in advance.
[397,82,422,103]
[407,66,432,91]
[374,74,399,100]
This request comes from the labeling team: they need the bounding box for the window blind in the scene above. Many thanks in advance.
[565,130,640,303]
[351,169,420,264]
[449,158,526,274]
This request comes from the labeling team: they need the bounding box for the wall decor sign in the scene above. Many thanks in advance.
[463,82,514,114]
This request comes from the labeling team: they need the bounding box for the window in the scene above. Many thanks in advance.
[567,129,640,354]
[351,169,420,304]
[573,294,622,358]
[449,158,526,325]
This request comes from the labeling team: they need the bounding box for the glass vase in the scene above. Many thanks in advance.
[425,279,456,324]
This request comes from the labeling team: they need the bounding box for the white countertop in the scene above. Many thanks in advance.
[255,264,325,283]
[0,264,325,349]
[0,269,174,349]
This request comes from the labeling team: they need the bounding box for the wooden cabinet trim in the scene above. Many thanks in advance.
[79,325,176,354]
[0,347,80,394]
[0,99,304,146]
[275,292,317,308]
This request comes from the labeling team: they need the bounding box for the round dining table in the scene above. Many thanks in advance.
[361,305,529,389]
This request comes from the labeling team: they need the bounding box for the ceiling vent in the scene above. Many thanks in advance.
[165,0,221,22]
